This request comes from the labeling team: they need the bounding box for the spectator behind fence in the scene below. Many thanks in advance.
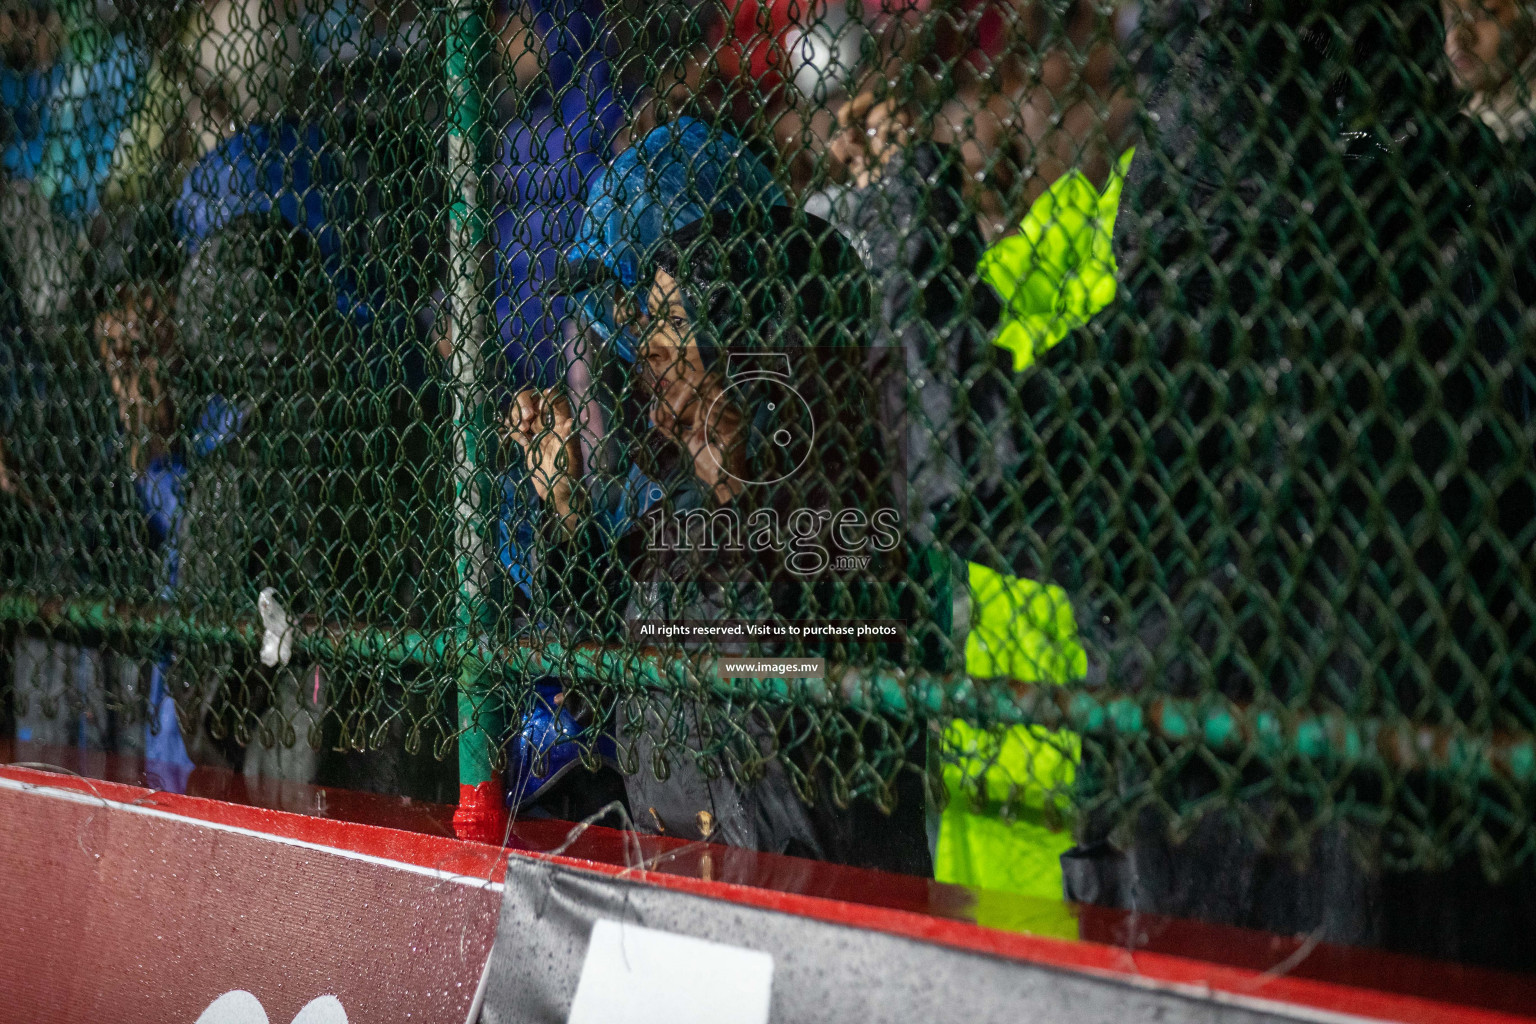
[1043,0,1536,968]
[1441,0,1536,420]
[467,0,632,826]
[1051,0,1405,949]
[818,87,1011,605]
[1441,0,1536,414]
[861,0,1138,240]
[491,116,788,819]
[93,264,197,788]
[2,0,146,329]
[91,0,453,799]
[1444,0,1536,139]
[4,0,153,759]
[505,206,932,873]
[815,77,1103,894]
[1348,0,1536,970]
[167,0,353,785]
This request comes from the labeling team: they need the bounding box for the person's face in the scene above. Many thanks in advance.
[496,5,547,90]
[1443,0,1536,93]
[627,268,746,502]
[631,269,712,414]
[97,292,174,470]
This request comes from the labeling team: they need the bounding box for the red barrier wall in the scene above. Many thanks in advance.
[5,754,1536,1024]
[0,771,502,1024]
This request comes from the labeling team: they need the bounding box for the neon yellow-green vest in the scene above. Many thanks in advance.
[933,150,1134,931]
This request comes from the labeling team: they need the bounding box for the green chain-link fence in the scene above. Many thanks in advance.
[4,0,1536,940]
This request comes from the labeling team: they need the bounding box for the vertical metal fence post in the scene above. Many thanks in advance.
[444,0,505,842]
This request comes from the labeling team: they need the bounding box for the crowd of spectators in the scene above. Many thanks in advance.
[5,0,1536,968]
[0,0,1144,801]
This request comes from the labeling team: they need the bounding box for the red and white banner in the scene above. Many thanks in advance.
[0,767,503,1024]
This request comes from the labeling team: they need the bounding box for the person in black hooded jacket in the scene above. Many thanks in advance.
[1035,0,1536,963]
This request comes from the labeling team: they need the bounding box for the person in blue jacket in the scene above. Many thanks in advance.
[483,0,627,817]
[94,266,196,789]
[496,115,788,813]
[4,0,150,759]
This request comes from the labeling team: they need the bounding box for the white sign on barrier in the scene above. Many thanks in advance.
[566,919,774,1024]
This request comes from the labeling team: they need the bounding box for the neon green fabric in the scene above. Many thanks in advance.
[962,881,1083,940]
[935,720,1080,906]
[963,563,1085,682]
[935,565,1083,906]
[980,148,1135,372]
[940,151,1137,901]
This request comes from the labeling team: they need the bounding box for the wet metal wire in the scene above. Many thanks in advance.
[2,0,1535,877]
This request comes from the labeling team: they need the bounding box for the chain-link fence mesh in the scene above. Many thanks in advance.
[4,0,1536,919]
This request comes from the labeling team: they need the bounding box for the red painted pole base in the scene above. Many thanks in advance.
[453,780,510,845]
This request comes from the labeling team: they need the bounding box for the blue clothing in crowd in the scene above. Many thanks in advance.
[497,117,787,589]
[151,121,363,789]
[175,122,342,253]
[495,115,790,807]
[143,662,194,790]
[135,455,196,789]
[565,116,787,362]
[1,62,62,181]
[175,120,370,324]
[2,30,145,222]
[490,0,624,387]
[491,0,624,600]
[132,401,243,593]
[137,455,186,569]
[42,32,143,221]
[497,460,663,597]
